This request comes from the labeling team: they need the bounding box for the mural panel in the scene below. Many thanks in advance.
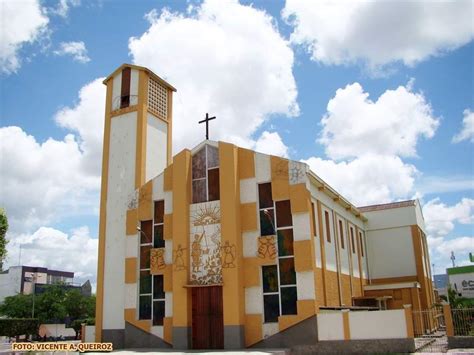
[189,201,222,285]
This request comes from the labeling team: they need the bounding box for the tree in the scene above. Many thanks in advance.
[0,294,34,318]
[0,208,8,271]
[34,285,67,324]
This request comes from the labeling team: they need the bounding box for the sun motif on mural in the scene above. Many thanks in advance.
[192,204,221,226]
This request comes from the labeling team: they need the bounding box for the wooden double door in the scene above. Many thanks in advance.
[191,286,224,349]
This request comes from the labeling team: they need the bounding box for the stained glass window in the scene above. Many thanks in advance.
[276,200,292,227]
[311,202,317,237]
[192,179,207,204]
[208,168,220,201]
[263,294,279,323]
[207,145,219,168]
[260,209,275,236]
[277,229,294,256]
[139,271,151,294]
[154,225,164,248]
[192,145,220,203]
[140,220,153,244]
[153,300,165,325]
[258,183,273,208]
[262,265,278,293]
[279,258,296,285]
[140,245,151,269]
[153,275,165,299]
[281,287,297,315]
[192,148,206,179]
[139,295,152,320]
[154,201,164,224]
[259,184,297,322]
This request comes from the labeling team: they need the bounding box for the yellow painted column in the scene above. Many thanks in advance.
[219,142,245,348]
[171,149,191,347]
[443,304,454,337]
[342,310,351,340]
[404,305,414,338]
[135,71,149,189]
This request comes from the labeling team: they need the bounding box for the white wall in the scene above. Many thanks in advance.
[349,310,407,340]
[0,267,22,302]
[364,206,418,231]
[317,310,408,341]
[317,313,344,340]
[103,112,137,330]
[255,153,270,183]
[146,113,168,182]
[367,226,417,279]
[84,325,96,343]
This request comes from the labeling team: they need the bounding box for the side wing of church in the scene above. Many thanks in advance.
[95,64,435,349]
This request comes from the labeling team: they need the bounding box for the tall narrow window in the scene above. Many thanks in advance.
[350,227,356,254]
[359,231,364,257]
[338,220,345,249]
[139,219,153,320]
[324,211,331,243]
[139,200,166,321]
[258,183,275,236]
[311,202,317,237]
[192,145,220,203]
[259,183,297,323]
[153,275,165,325]
[120,67,131,109]
[154,201,165,248]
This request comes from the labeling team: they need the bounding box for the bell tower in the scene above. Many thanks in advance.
[95,64,176,343]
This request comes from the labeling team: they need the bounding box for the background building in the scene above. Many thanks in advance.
[0,265,91,303]
[447,265,474,299]
[96,64,436,350]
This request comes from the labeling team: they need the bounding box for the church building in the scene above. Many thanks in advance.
[95,64,435,349]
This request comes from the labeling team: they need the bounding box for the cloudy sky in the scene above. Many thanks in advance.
[1,0,473,290]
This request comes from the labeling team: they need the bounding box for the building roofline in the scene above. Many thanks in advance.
[103,63,177,92]
[357,200,417,213]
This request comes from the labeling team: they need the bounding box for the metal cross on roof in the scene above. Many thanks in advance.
[199,113,216,140]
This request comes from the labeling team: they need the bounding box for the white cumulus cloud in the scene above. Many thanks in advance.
[54,77,105,175]
[282,0,474,72]
[6,226,98,289]
[129,0,299,154]
[1,78,104,234]
[304,154,418,206]
[254,131,289,158]
[423,198,474,237]
[54,41,90,63]
[0,0,49,74]
[453,109,474,143]
[319,82,439,160]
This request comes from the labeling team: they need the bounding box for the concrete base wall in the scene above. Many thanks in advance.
[224,325,245,349]
[252,316,318,348]
[172,326,191,349]
[448,336,474,349]
[291,338,415,354]
[102,329,124,349]
[124,323,171,349]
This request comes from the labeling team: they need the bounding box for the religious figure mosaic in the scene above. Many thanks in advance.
[189,201,222,285]
[258,235,277,260]
[150,248,166,274]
